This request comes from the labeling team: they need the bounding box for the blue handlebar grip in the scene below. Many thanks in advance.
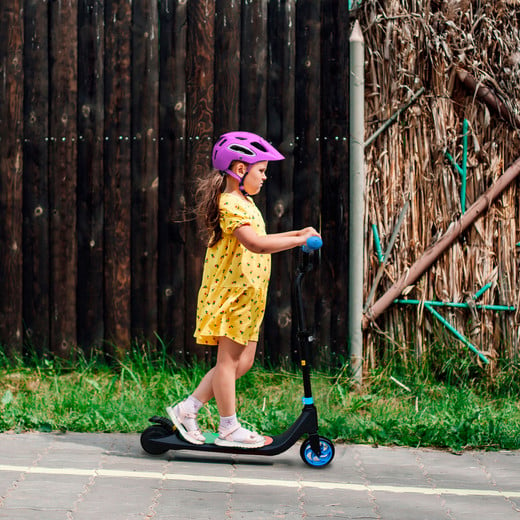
[302,236,323,253]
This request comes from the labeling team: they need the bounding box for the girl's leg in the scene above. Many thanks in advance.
[192,338,256,405]
[209,338,264,447]
[211,337,256,416]
[168,337,260,446]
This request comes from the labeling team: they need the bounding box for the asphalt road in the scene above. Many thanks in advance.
[0,432,519,519]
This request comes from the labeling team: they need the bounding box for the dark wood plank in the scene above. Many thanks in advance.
[214,0,240,135]
[104,0,132,356]
[77,0,105,353]
[240,0,268,215]
[0,0,24,354]
[264,0,297,363]
[158,0,188,355]
[294,0,322,364]
[319,0,349,362]
[185,0,215,361]
[22,0,50,354]
[48,0,78,357]
[131,0,159,341]
[239,0,267,134]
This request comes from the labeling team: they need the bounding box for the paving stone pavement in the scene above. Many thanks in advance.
[0,432,519,519]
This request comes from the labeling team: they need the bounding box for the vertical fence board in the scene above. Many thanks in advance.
[319,0,349,360]
[77,0,105,352]
[104,0,132,354]
[48,0,78,356]
[264,0,296,361]
[0,1,24,353]
[294,0,321,227]
[158,0,187,354]
[185,0,215,360]
[23,0,50,352]
[240,0,268,218]
[240,0,268,135]
[131,0,159,341]
[294,0,322,362]
[214,0,240,135]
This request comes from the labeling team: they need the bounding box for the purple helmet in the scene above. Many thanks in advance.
[212,131,285,176]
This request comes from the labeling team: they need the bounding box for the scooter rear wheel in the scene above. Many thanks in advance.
[300,436,335,467]
[141,425,171,455]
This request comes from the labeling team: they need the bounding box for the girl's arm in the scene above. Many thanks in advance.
[233,225,320,254]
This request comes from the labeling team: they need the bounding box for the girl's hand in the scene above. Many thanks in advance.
[298,227,321,245]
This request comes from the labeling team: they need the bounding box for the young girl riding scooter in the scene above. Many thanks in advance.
[167,131,320,448]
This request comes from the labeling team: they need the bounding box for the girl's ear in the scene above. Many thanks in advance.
[233,161,248,177]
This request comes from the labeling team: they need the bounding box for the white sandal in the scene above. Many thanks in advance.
[166,402,206,445]
[215,423,265,449]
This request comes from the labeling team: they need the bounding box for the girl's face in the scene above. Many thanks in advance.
[242,161,268,195]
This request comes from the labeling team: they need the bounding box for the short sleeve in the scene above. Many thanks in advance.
[220,197,252,235]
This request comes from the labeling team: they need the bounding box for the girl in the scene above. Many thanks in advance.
[167,131,320,448]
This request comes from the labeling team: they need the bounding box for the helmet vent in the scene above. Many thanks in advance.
[251,141,267,153]
[228,144,256,156]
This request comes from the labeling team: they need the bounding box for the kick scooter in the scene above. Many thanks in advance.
[141,236,335,467]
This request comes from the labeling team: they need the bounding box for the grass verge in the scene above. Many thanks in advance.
[1,347,519,451]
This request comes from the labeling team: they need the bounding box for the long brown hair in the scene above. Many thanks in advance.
[195,170,227,247]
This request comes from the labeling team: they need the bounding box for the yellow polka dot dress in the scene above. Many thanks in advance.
[194,193,271,346]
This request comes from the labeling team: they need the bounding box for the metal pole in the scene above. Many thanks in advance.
[349,20,365,384]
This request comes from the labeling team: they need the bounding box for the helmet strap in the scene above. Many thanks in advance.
[224,168,252,197]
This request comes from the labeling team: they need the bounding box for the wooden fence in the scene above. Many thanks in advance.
[0,0,350,363]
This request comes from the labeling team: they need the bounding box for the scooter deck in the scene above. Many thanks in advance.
[151,430,288,456]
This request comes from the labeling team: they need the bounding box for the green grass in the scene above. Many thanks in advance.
[1,345,520,451]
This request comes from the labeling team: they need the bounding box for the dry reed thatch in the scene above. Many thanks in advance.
[355,1,520,368]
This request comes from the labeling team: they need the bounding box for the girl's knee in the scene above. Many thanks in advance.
[238,357,254,377]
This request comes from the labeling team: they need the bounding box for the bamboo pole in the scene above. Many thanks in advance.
[349,20,364,382]
[364,155,520,328]
[457,68,520,130]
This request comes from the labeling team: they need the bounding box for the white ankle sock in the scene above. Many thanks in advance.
[219,414,239,431]
[218,415,261,442]
[185,395,203,414]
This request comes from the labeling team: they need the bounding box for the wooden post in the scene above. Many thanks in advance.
[48,0,78,357]
[158,0,188,355]
[320,0,349,362]
[104,0,132,355]
[131,0,159,341]
[23,0,50,354]
[264,0,296,362]
[0,1,24,353]
[294,0,322,362]
[185,0,215,361]
[214,0,240,135]
[77,0,105,353]
[241,0,268,219]
[239,0,267,137]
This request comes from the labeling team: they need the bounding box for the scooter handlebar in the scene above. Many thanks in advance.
[302,236,323,253]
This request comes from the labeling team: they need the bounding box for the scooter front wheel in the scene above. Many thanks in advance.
[300,437,335,467]
[141,425,171,455]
